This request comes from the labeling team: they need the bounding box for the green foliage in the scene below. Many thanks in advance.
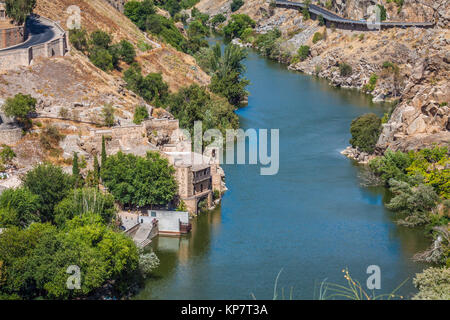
[93,156,100,188]
[377,5,387,21]
[318,15,325,26]
[231,0,244,12]
[137,40,152,52]
[117,40,137,64]
[102,104,115,127]
[0,145,15,165]
[69,28,88,52]
[22,163,74,222]
[386,179,439,227]
[369,149,414,184]
[101,151,177,207]
[297,45,310,61]
[5,0,36,24]
[124,64,169,105]
[89,47,114,71]
[223,14,255,40]
[1,93,36,122]
[168,84,239,137]
[312,32,323,44]
[254,28,281,59]
[413,267,450,300]
[72,152,80,177]
[339,63,352,77]
[101,136,107,167]
[0,187,40,228]
[53,188,116,226]
[0,217,139,299]
[133,105,150,125]
[349,113,381,153]
[194,44,221,74]
[210,13,226,28]
[209,44,250,106]
[363,73,378,93]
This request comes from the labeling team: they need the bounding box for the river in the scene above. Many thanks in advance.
[134,43,430,300]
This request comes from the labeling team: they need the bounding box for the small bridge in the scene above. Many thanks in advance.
[275,1,435,31]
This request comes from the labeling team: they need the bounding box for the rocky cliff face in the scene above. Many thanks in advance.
[197,0,449,152]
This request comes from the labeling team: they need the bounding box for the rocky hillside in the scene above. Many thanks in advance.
[0,0,210,178]
[197,0,449,153]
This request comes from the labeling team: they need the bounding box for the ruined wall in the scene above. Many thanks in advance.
[105,0,126,13]
[0,25,25,49]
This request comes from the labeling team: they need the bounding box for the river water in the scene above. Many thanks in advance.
[135,44,429,300]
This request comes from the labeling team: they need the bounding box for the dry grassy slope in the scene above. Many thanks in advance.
[34,0,210,91]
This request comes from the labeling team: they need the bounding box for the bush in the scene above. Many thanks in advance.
[210,14,226,28]
[40,126,64,151]
[1,93,36,123]
[0,187,40,227]
[349,113,381,153]
[69,28,88,51]
[254,28,281,58]
[89,47,114,71]
[133,106,150,124]
[339,63,352,77]
[377,4,387,21]
[318,15,325,26]
[231,0,244,12]
[118,40,136,64]
[124,64,169,105]
[223,14,255,40]
[312,32,323,44]
[363,73,378,92]
[0,145,16,165]
[102,104,115,127]
[413,267,450,300]
[297,45,310,61]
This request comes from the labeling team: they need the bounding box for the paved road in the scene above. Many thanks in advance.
[0,16,56,52]
[276,1,435,28]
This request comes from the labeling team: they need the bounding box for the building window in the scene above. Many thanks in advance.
[151,211,156,217]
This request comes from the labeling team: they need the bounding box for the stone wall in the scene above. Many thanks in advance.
[0,25,25,49]
[0,17,68,70]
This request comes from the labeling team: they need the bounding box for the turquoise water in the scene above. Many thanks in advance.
[134,46,429,300]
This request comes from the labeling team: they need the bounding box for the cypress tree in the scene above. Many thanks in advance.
[72,152,79,176]
[101,135,107,166]
[93,155,100,188]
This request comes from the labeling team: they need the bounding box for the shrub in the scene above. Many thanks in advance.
[363,73,378,92]
[297,45,310,61]
[90,30,111,49]
[89,48,114,71]
[223,14,255,40]
[339,63,352,77]
[118,40,136,64]
[377,5,387,21]
[318,15,325,26]
[210,14,226,28]
[349,113,381,153]
[102,104,115,127]
[40,126,64,151]
[133,105,149,124]
[312,32,323,44]
[1,93,36,123]
[231,0,244,12]
[413,267,450,300]
[0,145,16,165]
[69,28,88,51]
[0,187,40,227]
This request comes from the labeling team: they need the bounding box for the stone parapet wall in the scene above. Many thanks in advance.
[0,16,68,70]
[0,25,25,49]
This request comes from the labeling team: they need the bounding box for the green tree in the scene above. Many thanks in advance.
[53,188,116,226]
[210,13,226,29]
[349,113,381,153]
[69,28,88,52]
[298,45,310,61]
[90,30,112,49]
[101,136,107,167]
[101,151,177,207]
[223,14,255,40]
[89,48,114,71]
[231,0,244,12]
[0,187,40,228]
[93,155,100,188]
[133,105,149,124]
[0,145,16,165]
[5,0,36,25]
[102,104,115,127]
[72,152,79,177]
[22,163,74,222]
[118,40,136,64]
[1,93,37,125]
